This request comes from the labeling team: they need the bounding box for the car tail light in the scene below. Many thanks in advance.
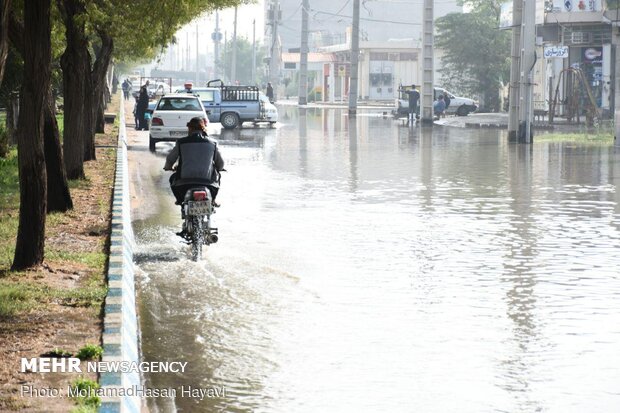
[151,117,164,126]
[193,191,207,201]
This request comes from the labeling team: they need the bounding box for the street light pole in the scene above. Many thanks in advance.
[213,11,220,80]
[231,6,238,84]
[195,24,199,85]
[252,19,256,85]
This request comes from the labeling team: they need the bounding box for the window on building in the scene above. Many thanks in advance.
[284,62,297,69]
[370,52,388,61]
[400,52,418,61]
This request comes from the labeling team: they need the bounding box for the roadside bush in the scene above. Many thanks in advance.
[0,124,9,158]
[76,344,103,360]
[69,377,101,409]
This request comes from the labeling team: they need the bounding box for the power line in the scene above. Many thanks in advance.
[311,9,422,25]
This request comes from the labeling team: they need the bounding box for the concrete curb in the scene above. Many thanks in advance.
[99,97,141,413]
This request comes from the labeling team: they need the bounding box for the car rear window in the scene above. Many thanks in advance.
[157,97,202,111]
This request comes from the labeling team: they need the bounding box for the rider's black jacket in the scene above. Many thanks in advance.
[165,132,224,187]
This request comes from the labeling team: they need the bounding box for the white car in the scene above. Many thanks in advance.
[434,87,478,116]
[148,94,208,151]
[259,93,278,124]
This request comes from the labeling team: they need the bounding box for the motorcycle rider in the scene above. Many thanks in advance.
[163,117,224,208]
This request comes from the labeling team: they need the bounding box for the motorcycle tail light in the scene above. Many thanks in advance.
[193,191,207,201]
[151,117,164,126]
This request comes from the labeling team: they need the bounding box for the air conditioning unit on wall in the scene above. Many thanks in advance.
[570,32,592,44]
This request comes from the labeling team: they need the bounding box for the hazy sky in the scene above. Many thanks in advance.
[176,1,267,48]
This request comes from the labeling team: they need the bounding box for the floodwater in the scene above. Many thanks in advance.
[132,107,620,413]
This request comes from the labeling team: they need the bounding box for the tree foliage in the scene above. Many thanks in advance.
[102,0,247,63]
[435,0,510,111]
[221,37,266,85]
[6,0,249,270]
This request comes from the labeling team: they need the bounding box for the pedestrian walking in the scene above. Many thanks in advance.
[122,79,130,100]
[266,82,274,102]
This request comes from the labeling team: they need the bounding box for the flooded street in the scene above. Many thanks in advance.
[131,106,620,413]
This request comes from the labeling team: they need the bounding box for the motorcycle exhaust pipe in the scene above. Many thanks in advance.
[207,233,219,244]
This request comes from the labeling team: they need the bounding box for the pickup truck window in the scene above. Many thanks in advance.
[157,97,201,111]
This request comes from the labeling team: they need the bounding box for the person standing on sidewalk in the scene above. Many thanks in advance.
[433,95,446,118]
[136,85,149,130]
[266,82,274,103]
[406,85,420,125]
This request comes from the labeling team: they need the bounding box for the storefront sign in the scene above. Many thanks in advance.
[543,46,569,58]
[552,0,601,12]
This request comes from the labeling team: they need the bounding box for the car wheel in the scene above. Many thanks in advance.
[456,106,469,117]
[221,112,239,129]
[149,135,156,152]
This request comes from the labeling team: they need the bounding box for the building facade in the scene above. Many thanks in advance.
[535,0,614,118]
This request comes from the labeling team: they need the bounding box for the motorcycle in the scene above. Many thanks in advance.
[178,187,219,261]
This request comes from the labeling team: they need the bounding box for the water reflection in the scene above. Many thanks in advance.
[136,106,620,413]
[501,144,543,412]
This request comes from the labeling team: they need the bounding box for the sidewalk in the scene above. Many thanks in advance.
[436,112,610,133]
[276,98,394,110]
[276,99,608,133]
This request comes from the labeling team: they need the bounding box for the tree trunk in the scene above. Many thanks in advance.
[8,9,73,212]
[91,31,113,138]
[44,86,73,212]
[58,0,91,179]
[12,0,51,270]
[0,0,11,85]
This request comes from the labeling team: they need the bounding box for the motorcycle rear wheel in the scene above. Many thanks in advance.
[190,216,204,261]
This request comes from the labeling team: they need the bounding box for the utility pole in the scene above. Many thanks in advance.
[508,0,523,141]
[185,30,190,72]
[269,0,280,101]
[213,11,221,80]
[518,0,536,143]
[348,0,360,114]
[299,0,309,105]
[195,24,199,85]
[223,31,227,83]
[615,29,620,145]
[231,6,238,84]
[252,19,257,85]
[420,0,434,124]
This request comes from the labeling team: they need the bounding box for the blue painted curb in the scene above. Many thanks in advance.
[99,95,141,413]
